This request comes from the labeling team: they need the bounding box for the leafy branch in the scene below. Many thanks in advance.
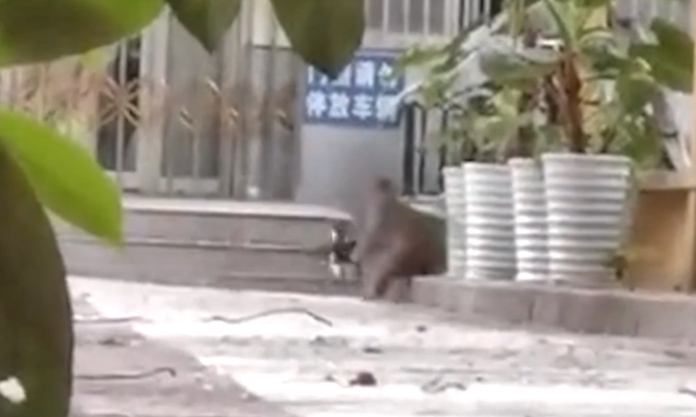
[398,0,692,167]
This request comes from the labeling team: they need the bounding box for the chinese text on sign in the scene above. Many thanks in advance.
[304,51,405,129]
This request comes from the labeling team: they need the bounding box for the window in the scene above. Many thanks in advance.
[365,0,450,35]
[364,0,504,38]
[458,0,496,28]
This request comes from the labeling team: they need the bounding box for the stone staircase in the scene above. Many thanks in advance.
[54,196,358,294]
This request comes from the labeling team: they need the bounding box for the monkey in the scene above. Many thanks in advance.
[352,177,446,301]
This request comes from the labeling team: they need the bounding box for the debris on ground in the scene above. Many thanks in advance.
[349,371,377,386]
[362,345,383,354]
[421,376,467,393]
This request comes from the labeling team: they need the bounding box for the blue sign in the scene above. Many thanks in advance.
[303,51,405,129]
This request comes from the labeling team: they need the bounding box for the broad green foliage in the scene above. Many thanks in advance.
[270,0,365,78]
[478,0,691,161]
[478,47,558,89]
[165,0,366,79]
[0,0,164,66]
[0,111,122,244]
[394,23,482,107]
[0,0,367,79]
[0,142,73,417]
[629,18,694,93]
[399,0,692,166]
[166,0,242,52]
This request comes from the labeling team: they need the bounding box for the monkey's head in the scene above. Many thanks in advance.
[370,177,398,201]
[360,177,399,229]
[363,177,399,219]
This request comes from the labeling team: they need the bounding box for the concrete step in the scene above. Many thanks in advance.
[55,196,352,247]
[55,196,356,292]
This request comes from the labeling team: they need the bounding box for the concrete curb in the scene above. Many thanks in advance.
[411,277,696,341]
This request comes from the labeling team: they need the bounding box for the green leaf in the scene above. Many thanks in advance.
[536,124,565,150]
[577,26,615,51]
[479,48,558,88]
[474,114,516,143]
[651,17,692,61]
[0,0,163,67]
[0,111,122,244]
[166,0,242,52]
[416,74,459,107]
[541,0,574,47]
[427,22,482,74]
[616,73,658,114]
[583,43,631,78]
[629,18,693,93]
[0,141,73,417]
[609,113,661,168]
[575,0,611,8]
[649,17,693,75]
[630,44,692,93]
[395,45,448,73]
[471,87,530,148]
[491,88,523,117]
[503,0,530,38]
[270,0,364,78]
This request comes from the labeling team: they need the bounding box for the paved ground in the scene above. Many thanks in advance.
[70,276,696,417]
[71,293,292,417]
